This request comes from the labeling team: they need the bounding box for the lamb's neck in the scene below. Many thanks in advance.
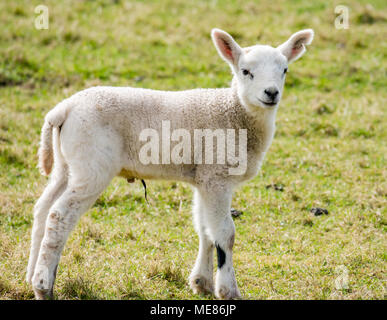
[228,77,278,130]
[224,77,277,163]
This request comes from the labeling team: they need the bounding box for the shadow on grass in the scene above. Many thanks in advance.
[147,263,186,289]
[117,281,147,300]
[62,277,148,300]
[61,277,102,300]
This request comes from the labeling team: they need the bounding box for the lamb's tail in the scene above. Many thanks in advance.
[38,99,72,176]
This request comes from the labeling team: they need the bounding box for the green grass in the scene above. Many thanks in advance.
[0,0,386,300]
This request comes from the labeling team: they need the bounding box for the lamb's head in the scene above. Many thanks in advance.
[211,28,314,111]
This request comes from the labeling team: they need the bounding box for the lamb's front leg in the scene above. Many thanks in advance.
[189,190,214,294]
[198,187,241,300]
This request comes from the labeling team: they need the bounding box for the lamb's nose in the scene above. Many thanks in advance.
[264,87,279,100]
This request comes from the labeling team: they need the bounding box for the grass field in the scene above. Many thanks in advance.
[0,0,386,300]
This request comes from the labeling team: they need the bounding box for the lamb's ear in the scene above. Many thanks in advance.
[211,28,242,69]
[277,29,314,63]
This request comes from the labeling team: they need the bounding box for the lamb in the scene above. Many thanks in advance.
[27,28,314,300]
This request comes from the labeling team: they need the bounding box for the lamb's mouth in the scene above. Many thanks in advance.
[258,99,278,107]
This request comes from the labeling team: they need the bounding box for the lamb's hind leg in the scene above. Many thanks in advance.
[31,164,116,299]
[200,186,241,299]
[26,165,68,284]
[189,189,214,295]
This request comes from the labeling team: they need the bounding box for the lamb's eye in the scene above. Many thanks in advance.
[242,69,253,79]
[283,68,288,74]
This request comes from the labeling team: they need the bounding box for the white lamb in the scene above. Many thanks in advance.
[27,28,314,299]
